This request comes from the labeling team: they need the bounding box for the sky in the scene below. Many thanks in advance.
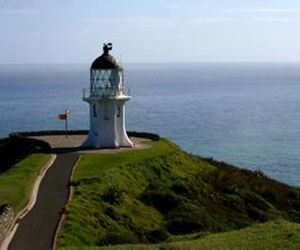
[1,0,300,64]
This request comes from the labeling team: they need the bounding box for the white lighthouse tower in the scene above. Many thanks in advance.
[82,43,133,148]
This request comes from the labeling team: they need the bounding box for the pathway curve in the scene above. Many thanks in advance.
[8,153,79,250]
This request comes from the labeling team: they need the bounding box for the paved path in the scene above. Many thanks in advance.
[9,153,79,250]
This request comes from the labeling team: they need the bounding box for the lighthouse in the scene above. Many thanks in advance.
[82,43,133,148]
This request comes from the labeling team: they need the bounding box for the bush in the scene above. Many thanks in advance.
[0,137,50,173]
[145,228,169,243]
[170,181,190,194]
[220,194,246,212]
[98,229,139,245]
[127,131,160,141]
[166,202,218,234]
[102,186,125,205]
[0,203,12,214]
[104,206,118,220]
[246,205,265,222]
[142,186,181,213]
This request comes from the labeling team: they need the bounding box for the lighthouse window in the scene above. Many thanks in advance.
[93,104,97,117]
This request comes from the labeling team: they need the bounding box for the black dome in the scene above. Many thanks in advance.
[91,43,122,70]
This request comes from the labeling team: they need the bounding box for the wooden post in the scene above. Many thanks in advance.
[65,109,68,138]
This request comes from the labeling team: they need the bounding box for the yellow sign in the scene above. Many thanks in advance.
[59,114,67,120]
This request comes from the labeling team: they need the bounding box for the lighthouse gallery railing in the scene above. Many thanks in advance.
[82,86,130,99]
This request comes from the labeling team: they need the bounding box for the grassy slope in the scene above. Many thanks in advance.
[0,137,46,173]
[164,220,300,250]
[57,138,299,249]
[60,220,300,250]
[0,153,51,211]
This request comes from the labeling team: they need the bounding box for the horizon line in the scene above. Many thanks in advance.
[1,60,300,66]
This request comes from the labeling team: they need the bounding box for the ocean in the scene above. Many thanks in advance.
[0,63,299,186]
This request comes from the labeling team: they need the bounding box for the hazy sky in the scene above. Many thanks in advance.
[1,0,300,63]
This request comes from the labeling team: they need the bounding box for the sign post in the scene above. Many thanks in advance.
[59,109,71,137]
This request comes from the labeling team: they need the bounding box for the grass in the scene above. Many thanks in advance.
[0,136,48,173]
[70,139,176,182]
[163,220,300,250]
[57,138,299,249]
[59,220,300,250]
[0,153,51,211]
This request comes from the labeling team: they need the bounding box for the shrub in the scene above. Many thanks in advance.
[170,181,190,194]
[166,202,218,234]
[145,228,169,243]
[98,228,139,245]
[102,186,125,205]
[104,206,118,220]
[141,186,181,213]
[220,194,246,212]
[246,205,266,222]
[0,137,49,173]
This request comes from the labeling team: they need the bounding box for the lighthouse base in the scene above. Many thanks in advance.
[82,131,133,149]
[82,96,133,149]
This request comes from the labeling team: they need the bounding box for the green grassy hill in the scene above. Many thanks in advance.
[0,136,50,173]
[0,153,51,211]
[59,220,300,250]
[57,138,299,249]
[0,136,51,211]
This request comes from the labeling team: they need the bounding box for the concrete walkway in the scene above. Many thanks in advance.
[8,153,79,250]
[7,135,150,249]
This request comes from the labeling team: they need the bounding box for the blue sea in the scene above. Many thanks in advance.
[0,63,299,186]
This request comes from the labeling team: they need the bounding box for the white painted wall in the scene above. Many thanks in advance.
[82,96,133,148]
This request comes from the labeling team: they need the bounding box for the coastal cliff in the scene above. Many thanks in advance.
[0,132,299,249]
[54,135,299,248]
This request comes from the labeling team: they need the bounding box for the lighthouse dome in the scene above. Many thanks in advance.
[90,43,124,93]
[91,43,122,70]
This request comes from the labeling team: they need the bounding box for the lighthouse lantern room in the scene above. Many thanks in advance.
[82,43,133,148]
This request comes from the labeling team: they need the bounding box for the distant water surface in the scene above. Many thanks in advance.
[0,63,299,186]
